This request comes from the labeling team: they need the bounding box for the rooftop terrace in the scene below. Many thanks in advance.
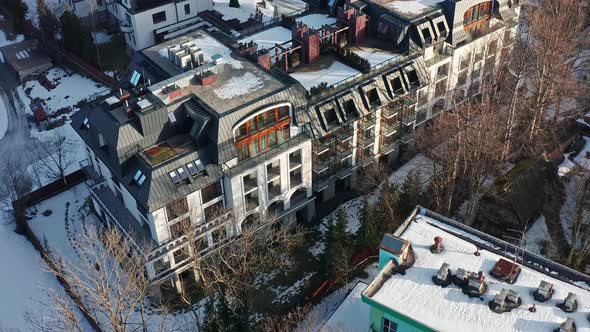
[142,30,286,114]
[368,0,445,20]
[363,208,590,331]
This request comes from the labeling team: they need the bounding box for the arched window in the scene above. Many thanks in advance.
[463,2,493,37]
[234,105,291,161]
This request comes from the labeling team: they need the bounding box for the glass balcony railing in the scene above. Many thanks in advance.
[381,120,399,136]
[359,114,376,130]
[336,125,354,142]
[357,129,376,148]
[382,102,402,119]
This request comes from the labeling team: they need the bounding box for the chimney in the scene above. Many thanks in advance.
[430,236,444,254]
[257,51,271,70]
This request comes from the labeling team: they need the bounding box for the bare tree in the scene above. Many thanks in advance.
[27,130,75,185]
[0,155,34,213]
[24,288,84,332]
[418,84,504,220]
[46,223,169,332]
[564,171,590,269]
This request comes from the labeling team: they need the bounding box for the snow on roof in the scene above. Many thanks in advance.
[295,14,337,30]
[351,46,400,67]
[212,0,307,23]
[364,213,590,332]
[369,0,444,18]
[157,31,243,70]
[289,60,360,91]
[214,72,264,99]
[322,282,371,332]
[238,26,293,51]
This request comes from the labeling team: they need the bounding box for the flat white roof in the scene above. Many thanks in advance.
[368,0,444,19]
[295,14,337,30]
[238,26,292,51]
[289,60,360,92]
[364,213,590,332]
[322,282,370,332]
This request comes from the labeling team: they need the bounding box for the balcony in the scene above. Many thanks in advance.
[401,109,416,125]
[381,120,399,136]
[358,114,376,130]
[335,141,353,159]
[403,93,417,105]
[313,171,332,191]
[313,138,332,155]
[400,130,416,144]
[313,156,333,173]
[224,127,311,176]
[379,136,399,155]
[335,163,353,179]
[357,129,376,148]
[357,149,374,168]
[382,102,402,119]
[336,126,354,142]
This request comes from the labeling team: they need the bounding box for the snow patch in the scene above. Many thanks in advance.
[321,282,370,332]
[214,72,264,99]
[290,60,360,91]
[384,0,444,16]
[0,91,8,141]
[0,29,24,49]
[525,215,555,257]
[272,273,315,304]
[295,14,336,29]
[238,26,292,51]
[158,33,243,69]
[92,31,112,45]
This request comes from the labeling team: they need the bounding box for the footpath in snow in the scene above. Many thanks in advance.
[0,90,8,141]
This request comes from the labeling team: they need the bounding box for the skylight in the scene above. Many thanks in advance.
[169,170,181,184]
[83,117,90,128]
[186,160,206,177]
[177,167,188,180]
[133,170,147,186]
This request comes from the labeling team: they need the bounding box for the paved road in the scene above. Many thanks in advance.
[0,71,33,157]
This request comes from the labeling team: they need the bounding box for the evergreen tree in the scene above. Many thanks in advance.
[6,0,28,34]
[60,11,96,65]
[37,0,56,46]
[325,208,353,282]
[229,0,240,8]
[356,197,379,249]
[398,171,423,218]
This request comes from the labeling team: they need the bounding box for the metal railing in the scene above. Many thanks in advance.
[223,127,312,176]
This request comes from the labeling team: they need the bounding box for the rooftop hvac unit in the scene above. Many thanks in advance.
[167,45,180,62]
[558,292,578,313]
[136,98,153,111]
[432,262,451,287]
[559,317,576,332]
[533,281,554,302]
[489,288,522,313]
[178,53,192,70]
[180,41,193,49]
[211,53,224,65]
[189,47,204,67]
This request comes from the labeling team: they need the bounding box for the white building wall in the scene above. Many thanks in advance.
[149,207,169,244]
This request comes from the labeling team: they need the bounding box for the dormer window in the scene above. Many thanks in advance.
[187,159,206,177]
[133,170,146,186]
[421,27,432,45]
[169,170,181,185]
[391,77,404,94]
[324,108,338,126]
[406,69,420,87]
[366,88,380,106]
[343,99,357,116]
[83,117,90,129]
[98,133,105,148]
[437,21,447,37]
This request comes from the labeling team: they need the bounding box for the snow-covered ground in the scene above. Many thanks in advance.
[238,26,292,50]
[212,0,306,23]
[383,0,444,17]
[558,152,576,177]
[298,264,379,331]
[22,0,63,27]
[17,67,108,115]
[320,281,369,332]
[573,136,590,170]
[27,184,201,330]
[525,215,557,257]
[295,14,336,29]
[0,90,8,141]
[15,67,109,186]
[0,29,23,49]
[0,213,92,330]
[290,60,360,91]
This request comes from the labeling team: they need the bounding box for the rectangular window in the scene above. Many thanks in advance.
[202,181,222,204]
[437,63,449,79]
[383,318,398,332]
[435,79,447,98]
[184,3,190,15]
[152,11,166,24]
[457,69,468,86]
[166,198,188,220]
